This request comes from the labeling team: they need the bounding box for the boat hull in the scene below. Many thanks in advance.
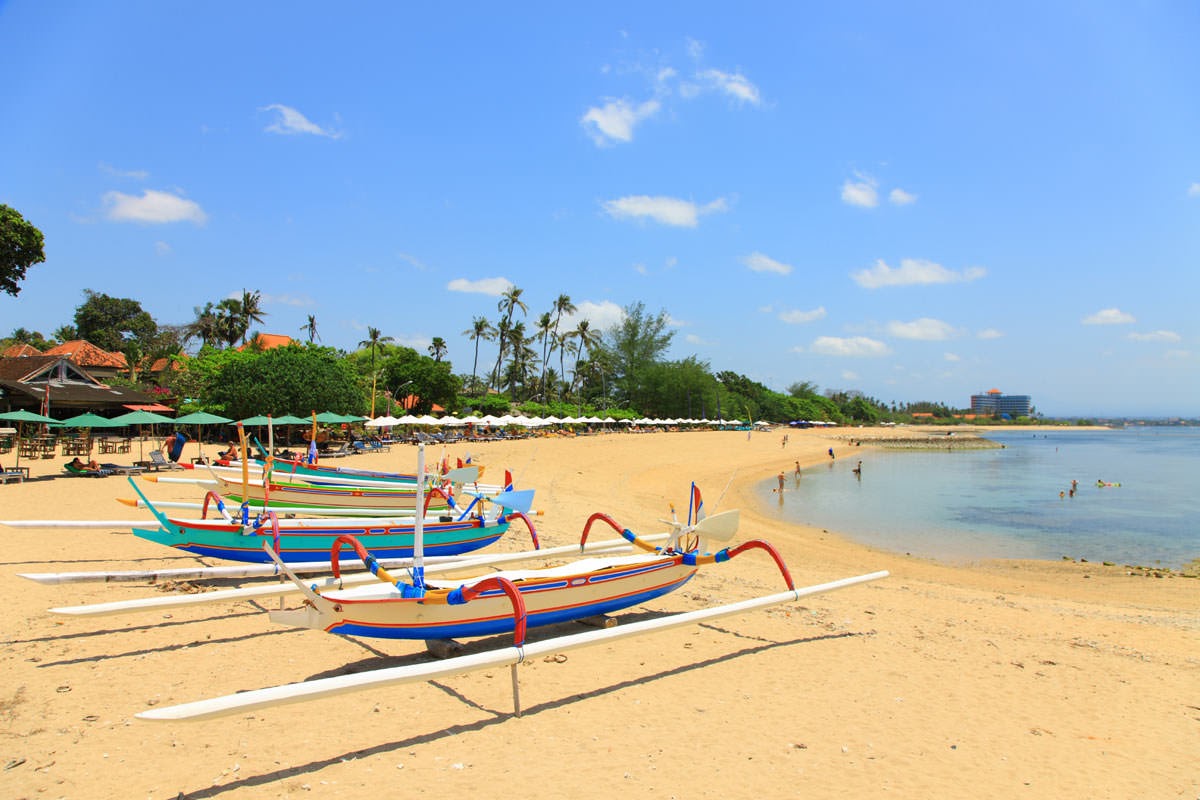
[134,517,507,563]
[270,556,697,639]
[214,474,445,510]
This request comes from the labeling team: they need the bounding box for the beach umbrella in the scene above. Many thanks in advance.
[314,411,347,424]
[109,409,176,460]
[173,411,234,460]
[55,412,122,428]
[0,409,58,469]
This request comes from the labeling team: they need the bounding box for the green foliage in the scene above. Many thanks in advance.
[379,346,460,415]
[455,393,512,416]
[197,345,365,419]
[73,289,157,352]
[2,327,54,351]
[597,301,675,411]
[0,205,46,297]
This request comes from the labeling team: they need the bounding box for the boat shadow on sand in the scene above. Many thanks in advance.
[165,627,871,800]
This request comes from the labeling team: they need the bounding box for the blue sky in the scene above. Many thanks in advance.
[1,2,1197,417]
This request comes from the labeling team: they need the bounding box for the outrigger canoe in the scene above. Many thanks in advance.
[268,503,793,642]
[128,480,538,564]
[211,471,453,511]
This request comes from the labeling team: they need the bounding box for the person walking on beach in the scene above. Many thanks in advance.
[794,460,801,478]
[852,460,862,479]
[778,471,785,493]
[828,447,835,459]
[781,434,789,448]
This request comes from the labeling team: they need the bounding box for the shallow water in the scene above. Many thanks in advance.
[758,427,1200,568]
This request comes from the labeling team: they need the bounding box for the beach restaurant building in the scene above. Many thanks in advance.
[970,388,1032,417]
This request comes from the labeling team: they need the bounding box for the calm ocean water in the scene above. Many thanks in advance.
[757,427,1200,568]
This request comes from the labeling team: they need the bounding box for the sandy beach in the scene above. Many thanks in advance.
[2,427,1196,799]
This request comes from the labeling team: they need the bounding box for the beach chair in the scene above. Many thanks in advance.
[99,462,147,476]
[1,462,29,484]
[322,443,353,458]
[146,450,185,471]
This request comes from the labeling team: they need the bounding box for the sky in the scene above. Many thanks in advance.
[1,1,1197,418]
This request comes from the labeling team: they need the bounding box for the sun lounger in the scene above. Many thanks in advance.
[99,462,146,476]
[1,462,29,484]
[63,462,113,478]
[136,450,185,472]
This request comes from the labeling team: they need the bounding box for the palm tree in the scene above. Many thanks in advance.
[463,316,496,396]
[428,337,448,362]
[215,297,244,348]
[490,285,527,391]
[186,302,223,348]
[550,294,576,400]
[358,326,395,416]
[300,314,319,343]
[239,289,266,345]
[569,318,601,398]
[535,311,553,398]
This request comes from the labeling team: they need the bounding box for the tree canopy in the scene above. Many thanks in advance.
[73,289,158,352]
[0,204,46,297]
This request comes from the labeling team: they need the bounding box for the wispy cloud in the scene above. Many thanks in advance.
[977,328,1004,339]
[99,162,149,180]
[742,251,792,275]
[841,173,878,208]
[581,98,662,146]
[261,104,342,138]
[103,189,207,224]
[602,195,728,228]
[810,336,891,357]
[944,352,961,362]
[446,277,513,296]
[262,293,313,307]
[1128,330,1181,342]
[779,307,826,324]
[852,258,986,288]
[695,68,762,105]
[1188,182,1200,197]
[889,187,917,205]
[1082,308,1135,325]
[887,317,958,340]
[154,241,171,256]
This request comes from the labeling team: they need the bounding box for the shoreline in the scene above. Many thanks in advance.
[2,427,1197,798]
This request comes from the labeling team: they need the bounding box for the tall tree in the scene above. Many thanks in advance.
[215,297,244,347]
[300,314,319,343]
[239,289,266,345]
[463,316,496,396]
[428,337,448,362]
[73,289,158,352]
[598,301,675,412]
[186,302,223,348]
[535,311,553,398]
[550,293,576,400]
[489,285,527,391]
[358,326,394,416]
[0,204,46,297]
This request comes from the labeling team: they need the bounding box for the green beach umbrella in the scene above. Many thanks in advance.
[272,414,310,426]
[109,410,176,460]
[0,409,58,469]
[313,411,348,424]
[236,415,273,426]
[173,412,234,460]
[56,412,123,428]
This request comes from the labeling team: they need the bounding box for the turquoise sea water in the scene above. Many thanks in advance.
[757,427,1200,568]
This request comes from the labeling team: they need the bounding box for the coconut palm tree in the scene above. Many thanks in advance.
[358,326,395,416]
[186,302,223,348]
[535,311,553,398]
[239,289,266,345]
[463,316,496,396]
[300,314,319,343]
[428,337,448,362]
[550,294,576,399]
[489,285,527,391]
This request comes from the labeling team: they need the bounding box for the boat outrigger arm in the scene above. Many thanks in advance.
[137,568,889,722]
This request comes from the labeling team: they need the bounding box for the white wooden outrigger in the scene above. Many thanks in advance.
[137,569,888,722]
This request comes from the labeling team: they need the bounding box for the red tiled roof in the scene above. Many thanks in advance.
[2,343,40,357]
[44,340,127,369]
[237,333,295,351]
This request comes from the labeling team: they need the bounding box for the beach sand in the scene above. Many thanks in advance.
[1,427,1196,798]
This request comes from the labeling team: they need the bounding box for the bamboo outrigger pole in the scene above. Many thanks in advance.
[137,569,888,722]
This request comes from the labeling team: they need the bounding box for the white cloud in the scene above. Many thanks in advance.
[666,314,688,328]
[446,277,513,296]
[563,300,625,331]
[841,370,860,381]
[852,258,986,288]
[262,293,313,307]
[395,252,428,271]
[742,251,792,275]
[944,352,961,362]
[810,336,891,357]
[154,241,171,256]
[261,104,342,138]
[581,97,662,146]
[696,68,762,105]
[889,188,917,205]
[602,195,728,227]
[1128,330,1181,342]
[1188,182,1200,197]
[778,307,826,324]
[685,333,705,345]
[977,328,1004,339]
[103,189,207,224]
[887,317,957,341]
[1082,308,1135,325]
[841,174,879,208]
[99,162,149,180]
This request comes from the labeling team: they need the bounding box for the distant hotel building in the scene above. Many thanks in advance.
[970,388,1032,418]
